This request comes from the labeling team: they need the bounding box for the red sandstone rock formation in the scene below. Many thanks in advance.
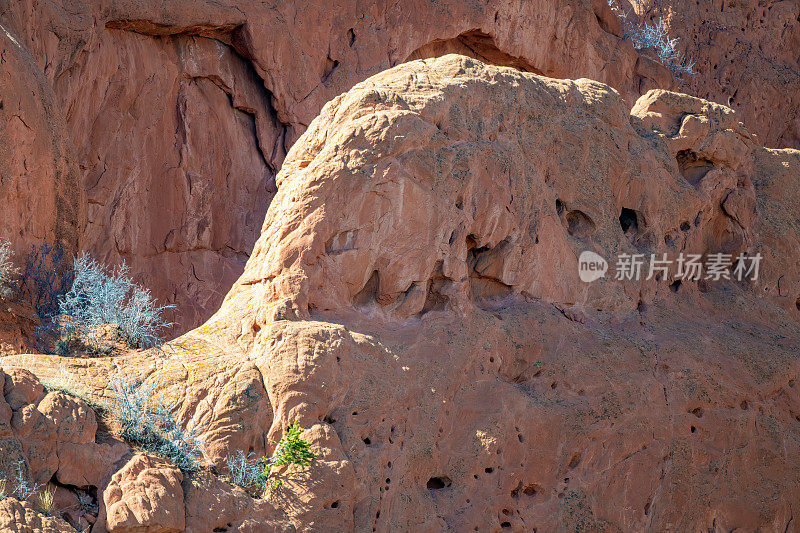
[2,0,797,332]
[2,55,798,531]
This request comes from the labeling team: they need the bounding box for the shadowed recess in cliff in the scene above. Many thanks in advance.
[406,30,544,74]
[67,21,293,336]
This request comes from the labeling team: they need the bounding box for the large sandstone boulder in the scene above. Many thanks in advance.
[203,55,798,530]
[101,454,185,533]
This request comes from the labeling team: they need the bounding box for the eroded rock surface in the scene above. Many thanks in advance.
[2,0,799,333]
[3,55,799,530]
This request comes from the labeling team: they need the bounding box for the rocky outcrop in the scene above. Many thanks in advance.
[3,55,799,530]
[100,454,185,533]
[2,0,798,334]
[631,0,800,149]
[0,497,75,532]
[0,368,124,529]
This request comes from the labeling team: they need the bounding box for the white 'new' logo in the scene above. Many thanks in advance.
[578,251,608,282]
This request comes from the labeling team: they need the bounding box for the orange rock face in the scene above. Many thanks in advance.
[7,56,795,531]
[186,55,799,530]
[0,3,799,531]
[3,0,798,332]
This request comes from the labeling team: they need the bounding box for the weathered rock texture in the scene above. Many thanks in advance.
[1,0,799,333]
[3,55,799,531]
[0,367,127,530]
[632,0,800,149]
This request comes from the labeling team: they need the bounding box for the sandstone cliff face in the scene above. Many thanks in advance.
[2,0,798,333]
[633,0,800,149]
[2,55,798,531]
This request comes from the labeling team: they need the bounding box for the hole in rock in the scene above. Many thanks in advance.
[680,221,691,231]
[670,280,681,293]
[565,209,596,239]
[677,149,715,187]
[740,400,749,410]
[522,484,539,496]
[690,407,704,418]
[619,207,639,234]
[690,425,697,433]
[485,467,494,473]
[567,452,582,469]
[322,56,340,84]
[353,270,379,306]
[420,261,450,315]
[618,207,653,249]
[330,500,340,509]
[363,438,371,445]
[347,28,356,46]
[427,476,452,490]
[501,522,512,528]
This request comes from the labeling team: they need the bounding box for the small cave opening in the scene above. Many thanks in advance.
[619,207,652,248]
[426,476,452,490]
[676,149,715,187]
[619,207,639,234]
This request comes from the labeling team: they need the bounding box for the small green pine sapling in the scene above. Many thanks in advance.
[264,422,317,491]
[224,422,317,494]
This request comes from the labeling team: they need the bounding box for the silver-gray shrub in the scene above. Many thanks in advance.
[58,254,174,350]
[110,373,204,472]
[607,0,695,78]
[225,450,267,491]
[3,461,41,501]
[0,239,20,300]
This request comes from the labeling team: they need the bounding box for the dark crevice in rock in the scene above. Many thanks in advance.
[419,261,450,315]
[619,207,653,249]
[466,235,514,305]
[426,476,452,490]
[107,21,290,179]
[406,30,543,74]
[353,270,380,307]
[676,149,715,187]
